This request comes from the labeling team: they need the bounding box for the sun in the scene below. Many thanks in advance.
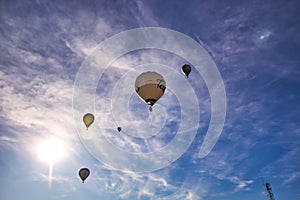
[38,138,66,164]
[37,138,66,188]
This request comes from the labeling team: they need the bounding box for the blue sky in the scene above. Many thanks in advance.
[0,0,299,200]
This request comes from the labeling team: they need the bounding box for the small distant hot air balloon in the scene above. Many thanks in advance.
[83,113,94,129]
[79,168,90,183]
[181,64,191,78]
[135,71,166,111]
[117,127,122,132]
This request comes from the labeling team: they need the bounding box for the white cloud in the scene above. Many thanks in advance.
[128,0,160,28]
[283,172,300,185]
[229,176,254,192]
[2,1,298,199]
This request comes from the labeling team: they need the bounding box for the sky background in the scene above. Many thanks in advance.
[0,0,299,200]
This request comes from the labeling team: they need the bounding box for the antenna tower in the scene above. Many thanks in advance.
[265,182,276,200]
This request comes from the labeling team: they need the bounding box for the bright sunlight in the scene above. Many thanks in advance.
[37,138,66,188]
[38,138,66,163]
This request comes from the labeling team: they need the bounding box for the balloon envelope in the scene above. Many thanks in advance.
[181,64,191,78]
[79,168,90,183]
[117,127,122,132]
[83,113,94,129]
[135,71,166,106]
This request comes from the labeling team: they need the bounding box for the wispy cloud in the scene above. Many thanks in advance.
[260,145,300,184]
[1,1,299,199]
[92,166,210,200]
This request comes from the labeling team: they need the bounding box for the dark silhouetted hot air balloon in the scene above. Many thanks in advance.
[181,64,191,78]
[79,168,90,183]
[135,71,166,111]
[83,113,94,129]
[117,127,122,132]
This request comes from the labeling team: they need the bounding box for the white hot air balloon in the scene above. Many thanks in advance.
[135,71,166,111]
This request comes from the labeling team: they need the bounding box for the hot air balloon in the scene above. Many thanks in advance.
[79,168,90,183]
[181,64,191,78]
[117,127,122,132]
[83,113,94,129]
[135,71,166,111]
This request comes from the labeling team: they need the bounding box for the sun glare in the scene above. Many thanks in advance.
[38,138,66,164]
[37,138,66,188]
